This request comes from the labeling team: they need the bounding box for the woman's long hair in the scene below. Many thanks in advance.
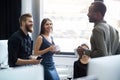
[40,18,52,35]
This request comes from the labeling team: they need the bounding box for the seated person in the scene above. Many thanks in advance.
[8,13,41,67]
[73,44,90,79]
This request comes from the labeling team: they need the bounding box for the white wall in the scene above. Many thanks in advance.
[32,0,41,44]
[21,0,32,14]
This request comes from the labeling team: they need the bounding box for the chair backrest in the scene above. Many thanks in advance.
[88,55,120,80]
[0,40,8,65]
[0,65,44,80]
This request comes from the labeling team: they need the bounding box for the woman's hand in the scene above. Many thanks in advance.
[49,45,56,52]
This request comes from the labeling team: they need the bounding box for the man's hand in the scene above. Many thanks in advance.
[29,55,43,64]
[77,44,89,55]
[30,58,42,65]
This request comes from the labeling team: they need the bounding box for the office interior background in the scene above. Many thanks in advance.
[0,0,120,80]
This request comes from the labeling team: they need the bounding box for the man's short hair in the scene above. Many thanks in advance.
[19,13,32,26]
[91,1,106,17]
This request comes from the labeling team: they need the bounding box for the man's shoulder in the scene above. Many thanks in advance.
[108,25,118,32]
[95,23,118,33]
[8,30,21,41]
[93,22,110,33]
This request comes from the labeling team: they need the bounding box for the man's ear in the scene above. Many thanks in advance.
[95,12,101,19]
[21,21,25,26]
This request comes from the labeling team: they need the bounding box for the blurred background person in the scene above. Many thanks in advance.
[73,44,90,79]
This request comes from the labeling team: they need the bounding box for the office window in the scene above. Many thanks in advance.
[43,0,94,53]
[43,0,120,53]
[105,0,120,32]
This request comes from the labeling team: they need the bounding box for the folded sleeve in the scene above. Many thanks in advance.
[85,28,107,58]
[8,37,20,67]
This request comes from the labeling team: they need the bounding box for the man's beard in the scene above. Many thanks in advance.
[25,24,33,33]
[88,17,96,23]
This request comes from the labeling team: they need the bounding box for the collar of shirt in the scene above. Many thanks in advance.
[94,20,106,27]
[19,28,30,39]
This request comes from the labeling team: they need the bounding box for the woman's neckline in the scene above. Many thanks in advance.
[41,34,53,44]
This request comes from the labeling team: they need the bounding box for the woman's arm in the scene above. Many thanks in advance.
[34,36,55,55]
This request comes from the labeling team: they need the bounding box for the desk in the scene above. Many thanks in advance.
[0,65,44,80]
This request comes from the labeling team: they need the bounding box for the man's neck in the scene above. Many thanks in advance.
[20,27,28,35]
[94,19,105,26]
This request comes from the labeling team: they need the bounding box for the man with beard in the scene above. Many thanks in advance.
[8,13,41,67]
[77,1,119,58]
